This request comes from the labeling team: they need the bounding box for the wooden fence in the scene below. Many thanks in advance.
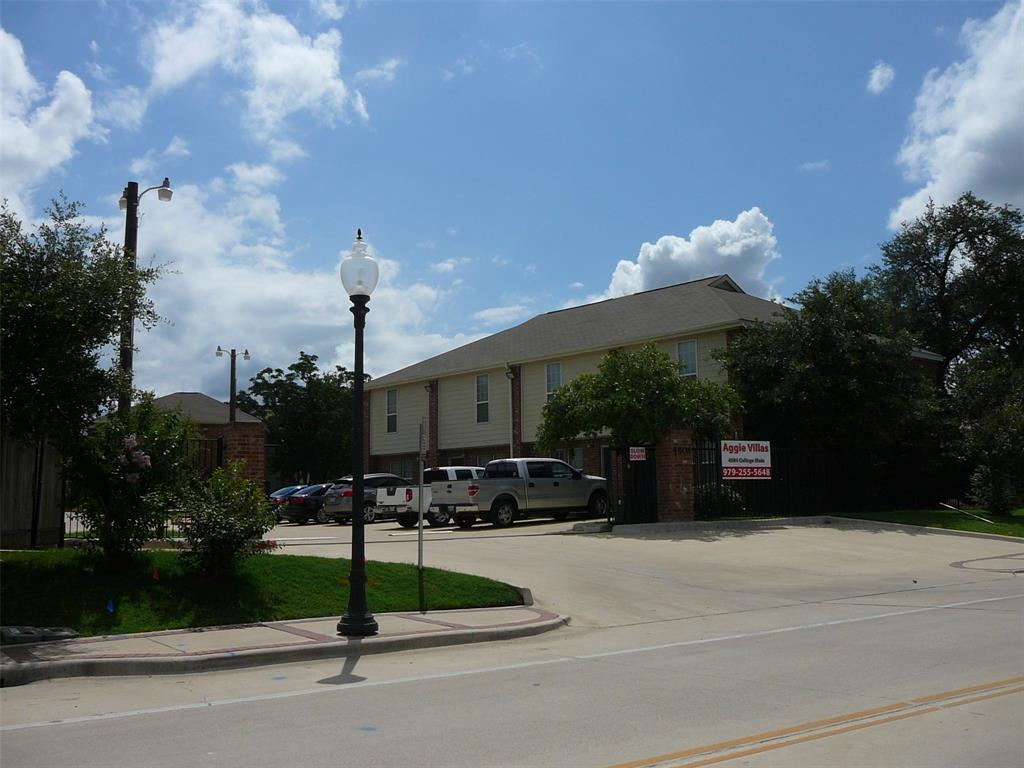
[1,434,64,548]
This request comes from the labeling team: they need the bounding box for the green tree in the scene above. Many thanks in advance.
[717,270,953,504]
[536,344,740,452]
[870,193,1024,386]
[0,196,160,450]
[237,351,359,482]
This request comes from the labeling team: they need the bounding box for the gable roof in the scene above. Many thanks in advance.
[369,275,783,389]
[153,392,262,425]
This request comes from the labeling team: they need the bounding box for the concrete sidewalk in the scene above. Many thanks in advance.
[0,605,568,687]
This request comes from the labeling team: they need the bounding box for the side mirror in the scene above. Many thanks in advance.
[573,470,582,480]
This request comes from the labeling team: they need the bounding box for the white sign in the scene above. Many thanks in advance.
[721,440,771,479]
[629,447,647,462]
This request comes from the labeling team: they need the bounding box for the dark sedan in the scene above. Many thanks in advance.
[279,483,332,524]
[268,485,307,523]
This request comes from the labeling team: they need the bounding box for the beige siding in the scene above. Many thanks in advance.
[370,382,428,455]
[521,351,606,443]
[654,330,729,384]
[438,368,511,450]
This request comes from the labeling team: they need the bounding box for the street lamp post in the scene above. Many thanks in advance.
[117,177,173,415]
[216,346,251,423]
[337,229,380,637]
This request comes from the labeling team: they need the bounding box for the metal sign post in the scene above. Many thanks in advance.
[417,418,427,613]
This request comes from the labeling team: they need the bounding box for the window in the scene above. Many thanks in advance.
[677,340,697,378]
[550,461,576,479]
[386,389,398,432]
[484,461,519,479]
[477,454,494,466]
[454,469,474,481]
[526,461,553,478]
[570,447,583,470]
[546,362,562,400]
[476,374,489,423]
[551,448,565,461]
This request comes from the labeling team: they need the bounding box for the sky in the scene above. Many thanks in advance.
[2,0,1022,401]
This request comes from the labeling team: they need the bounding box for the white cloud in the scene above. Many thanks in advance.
[499,43,543,70]
[472,304,532,327]
[890,1,1024,227]
[867,61,895,94]
[430,257,470,273]
[355,58,401,84]
[442,57,475,81]
[90,40,100,55]
[119,181,480,398]
[0,29,96,219]
[164,136,190,156]
[98,85,149,130]
[798,159,831,173]
[142,0,363,145]
[570,281,584,290]
[602,207,781,300]
[492,255,511,267]
[129,150,156,176]
[416,240,436,249]
[228,162,284,189]
[312,0,347,21]
[267,138,306,163]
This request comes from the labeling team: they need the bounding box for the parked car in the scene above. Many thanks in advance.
[439,458,607,528]
[279,483,332,524]
[268,485,307,523]
[376,466,486,528]
[324,473,410,524]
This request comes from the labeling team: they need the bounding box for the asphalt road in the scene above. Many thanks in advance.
[2,521,1022,768]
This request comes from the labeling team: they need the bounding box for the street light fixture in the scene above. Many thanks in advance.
[117,177,173,415]
[338,228,380,637]
[216,346,251,423]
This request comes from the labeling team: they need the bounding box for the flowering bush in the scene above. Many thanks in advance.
[72,395,197,562]
[180,462,276,576]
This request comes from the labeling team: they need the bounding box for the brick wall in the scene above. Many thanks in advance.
[654,428,695,521]
[200,422,266,487]
[510,365,523,457]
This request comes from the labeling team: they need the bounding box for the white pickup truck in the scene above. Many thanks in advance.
[443,458,608,528]
[375,466,485,528]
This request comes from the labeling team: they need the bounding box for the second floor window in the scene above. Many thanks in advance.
[386,389,397,432]
[476,374,489,423]
[677,340,697,378]
[546,362,562,400]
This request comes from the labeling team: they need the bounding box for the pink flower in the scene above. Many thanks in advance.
[123,434,140,450]
[118,455,130,466]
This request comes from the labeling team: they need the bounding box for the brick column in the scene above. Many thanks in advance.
[510,365,523,457]
[218,422,267,488]
[655,428,695,521]
[427,379,439,467]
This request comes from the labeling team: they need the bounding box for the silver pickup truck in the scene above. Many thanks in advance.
[442,458,608,528]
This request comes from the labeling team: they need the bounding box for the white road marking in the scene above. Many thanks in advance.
[388,530,455,537]
[4,592,1021,732]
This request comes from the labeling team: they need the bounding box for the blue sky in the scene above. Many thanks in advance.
[2,1,1022,400]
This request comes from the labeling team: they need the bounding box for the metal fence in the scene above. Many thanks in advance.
[62,437,227,542]
[693,439,884,520]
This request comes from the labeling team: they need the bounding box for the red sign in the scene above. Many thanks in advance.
[629,447,646,461]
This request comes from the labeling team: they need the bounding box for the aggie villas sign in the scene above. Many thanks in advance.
[721,440,772,479]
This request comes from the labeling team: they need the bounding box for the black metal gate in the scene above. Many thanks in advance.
[187,437,223,477]
[620,448,658,524]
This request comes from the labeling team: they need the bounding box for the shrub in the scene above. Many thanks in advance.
[180,462,275,576]
[72,395,197,562]
[695,483,747,520]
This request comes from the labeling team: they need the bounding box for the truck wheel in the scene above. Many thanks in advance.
[455,515,476,529]
[316,508,331,524]
[588,492,609,519]
[362,506,377,524]
[427,508,451,527]
[397,513,417,529]
[489,498,517,528]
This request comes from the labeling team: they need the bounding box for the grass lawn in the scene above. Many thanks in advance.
[833,507,1024,538]
[0,549,522,637]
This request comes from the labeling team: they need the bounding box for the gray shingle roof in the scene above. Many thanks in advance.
[369,275,784,389]
[153,392,262,425]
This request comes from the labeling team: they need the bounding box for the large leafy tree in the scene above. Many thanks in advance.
[870,192,1024,385]
[0,197,159,450]
[717,270,953,504]
[536,343,740,452]
[237,352,359,483]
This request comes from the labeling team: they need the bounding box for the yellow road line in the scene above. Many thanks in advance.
[604,675,1024,768]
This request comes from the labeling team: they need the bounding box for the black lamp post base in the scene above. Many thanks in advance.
[337,613,379,636]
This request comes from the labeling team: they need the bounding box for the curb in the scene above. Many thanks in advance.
[0,613,569,687]
[573,516,1022,543]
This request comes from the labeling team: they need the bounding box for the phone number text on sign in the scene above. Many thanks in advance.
[722,466,772,479]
